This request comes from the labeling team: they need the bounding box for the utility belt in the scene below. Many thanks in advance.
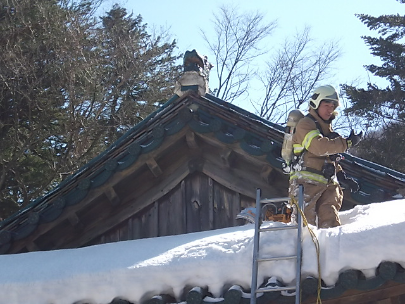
[290,163,336,184]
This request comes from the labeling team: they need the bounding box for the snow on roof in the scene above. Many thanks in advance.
[0,199,404,304]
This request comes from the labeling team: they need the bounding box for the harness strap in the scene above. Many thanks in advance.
[306,113,324,136]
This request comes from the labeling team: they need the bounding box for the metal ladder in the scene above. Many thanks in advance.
[250,185,304,304]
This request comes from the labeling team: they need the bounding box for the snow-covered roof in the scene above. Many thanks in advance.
[1,199,405,304]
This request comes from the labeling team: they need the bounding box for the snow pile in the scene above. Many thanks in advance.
[0,199,405,304]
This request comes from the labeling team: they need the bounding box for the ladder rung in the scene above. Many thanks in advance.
[257,255,297,262]
[259,225,298,232]
[250,187,304,304]
[256,286,296,293]
[260,197,290,204]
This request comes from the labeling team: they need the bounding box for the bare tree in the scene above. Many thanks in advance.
[202,6,341,124]
[257,27,341,122]
[201,5,276,103]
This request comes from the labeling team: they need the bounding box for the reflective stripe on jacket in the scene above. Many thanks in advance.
[290,109,348,181]
[290,170,328,184]
[293,129,321,155]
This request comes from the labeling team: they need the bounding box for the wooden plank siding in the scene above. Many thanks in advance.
[91,172,254,245]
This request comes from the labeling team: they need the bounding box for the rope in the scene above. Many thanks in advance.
[290,196,322,304]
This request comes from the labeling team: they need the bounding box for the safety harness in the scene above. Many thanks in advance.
[289,114,333,185]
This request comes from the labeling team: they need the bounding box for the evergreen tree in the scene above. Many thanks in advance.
[98,5,182,144]
[0,0,85,217]
[350,122,405,172]
[342,0,405,172]
[0,0,181,219]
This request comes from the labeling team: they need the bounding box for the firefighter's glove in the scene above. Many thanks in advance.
[346,130,363,148]
[329,153,343,162]
[327,132,340,139]
[337,171,360,193]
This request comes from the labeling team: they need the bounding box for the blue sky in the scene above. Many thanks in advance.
[100,0,403,111]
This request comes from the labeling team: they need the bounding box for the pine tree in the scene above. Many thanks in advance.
[350,122,405,172]
[98,5,182,144]
[342,0,405,172]
[343,1,405,124]
[0,0,81,218]
[0,1,182,219]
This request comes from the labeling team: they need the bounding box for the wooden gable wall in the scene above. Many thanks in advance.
[89,172,255,246]
[3,109,286,254]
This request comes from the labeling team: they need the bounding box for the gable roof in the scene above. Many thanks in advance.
[1,88,405,254]
[1,51,405,303]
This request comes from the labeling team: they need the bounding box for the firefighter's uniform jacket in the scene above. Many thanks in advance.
[289,108,348,228]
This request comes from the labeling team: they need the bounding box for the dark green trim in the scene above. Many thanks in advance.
[1,92,405,259]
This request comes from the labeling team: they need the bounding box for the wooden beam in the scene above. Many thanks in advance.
[26,241,41,252]
[202,157,287,199]
[396,187,405,197]
[376,299,394,304]
[181,180,187,231]
[220,148,234,167]
[104,186,121,206]
[208,177,214,229]
[260,165,274,183]
[146,157,163,177]
[68,213,80,226]
[186,131,199,149]
[196,132,271,167]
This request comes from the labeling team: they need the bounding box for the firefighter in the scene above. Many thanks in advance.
[289,85,362,228]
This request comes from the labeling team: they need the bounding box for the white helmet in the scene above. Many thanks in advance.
[309,85,340,110]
